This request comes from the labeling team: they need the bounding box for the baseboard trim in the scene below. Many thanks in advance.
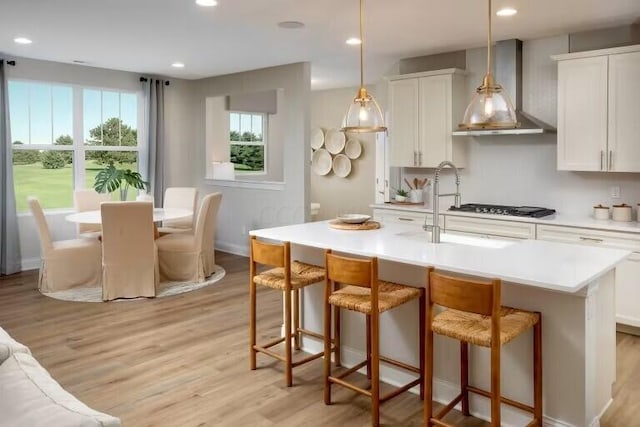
[215,241,249,257]
[20,257,40,272]
[301,336,587,427]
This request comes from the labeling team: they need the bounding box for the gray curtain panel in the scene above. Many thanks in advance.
[0,60,22,275]
[143,79,166,207]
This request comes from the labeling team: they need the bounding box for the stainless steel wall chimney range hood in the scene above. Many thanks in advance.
[452,39,556,136]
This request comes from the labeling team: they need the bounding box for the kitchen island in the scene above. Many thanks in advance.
[250,220,630,427]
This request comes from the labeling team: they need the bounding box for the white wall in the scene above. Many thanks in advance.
[193,62,311,255]
[310,87,377,220]
[399,35,640,217]
[8,57,196,268]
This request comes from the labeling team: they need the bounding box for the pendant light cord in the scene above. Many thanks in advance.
[486,0,492,77]
[359,0,364,89]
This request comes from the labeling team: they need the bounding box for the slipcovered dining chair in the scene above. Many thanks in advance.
[73,189,111,239]
[157,187,198,235]
[28,197,102,293]
[101,202,159,301]
[156,192,222,282]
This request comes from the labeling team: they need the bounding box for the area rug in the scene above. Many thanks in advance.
[41,265,226,303]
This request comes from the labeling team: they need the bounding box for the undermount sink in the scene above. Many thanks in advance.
[395,230,515,249]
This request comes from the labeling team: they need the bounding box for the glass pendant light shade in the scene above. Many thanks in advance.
[341,0,386,133]
[342,87,386,133]
[460,75,518,129]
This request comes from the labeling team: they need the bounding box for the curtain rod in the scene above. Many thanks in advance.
[139,77,170,86]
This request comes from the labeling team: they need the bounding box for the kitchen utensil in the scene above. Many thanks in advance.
[404,178,413,190]
[310,128,324,150]
[311,148,332,176]
[332,154,352,178]
[612,204,632,222]
[344,139,362,159]
[324,129,346,154]
[593,204,610,220]
[336,214,371,224]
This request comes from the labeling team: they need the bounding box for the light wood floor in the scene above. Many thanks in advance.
[0,252,637,426]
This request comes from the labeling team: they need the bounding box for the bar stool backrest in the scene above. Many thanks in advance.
[250,236,288,268]
[325,252,377,289]
[428,270,501,317]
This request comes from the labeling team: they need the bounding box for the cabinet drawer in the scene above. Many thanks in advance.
[444,215,535,239]
[373,209,444,228]
[537,224,640,252]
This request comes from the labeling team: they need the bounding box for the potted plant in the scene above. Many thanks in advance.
[394,188,409,202]
[94,161,149,201]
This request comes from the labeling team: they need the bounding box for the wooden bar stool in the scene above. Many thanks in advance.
[424,268,542,427]
[323,250,425,427]
[249,236,330,387]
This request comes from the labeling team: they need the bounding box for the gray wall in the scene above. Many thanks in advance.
[400,35,640,217]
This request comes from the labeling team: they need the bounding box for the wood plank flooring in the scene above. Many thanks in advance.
[0,251,637,426]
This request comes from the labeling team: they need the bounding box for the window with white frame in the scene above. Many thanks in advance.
[9,81,143,212]
[229,112,266,173]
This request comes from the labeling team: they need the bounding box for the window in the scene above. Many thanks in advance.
[9,81,142,212]
[229,112,266,173]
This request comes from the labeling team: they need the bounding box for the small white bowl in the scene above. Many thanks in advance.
[336,214,371,224]
[395,195,407,202]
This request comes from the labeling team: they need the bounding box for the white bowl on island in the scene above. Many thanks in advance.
[336,214,371,224]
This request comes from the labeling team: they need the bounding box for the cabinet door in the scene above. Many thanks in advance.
[608,51,640,172]
[557,56,608,171]
[419,75,451,167]
[615,253,640,327]
[389,79,419,167]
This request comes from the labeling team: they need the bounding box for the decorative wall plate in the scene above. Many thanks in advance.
[312,148,332,176]
[332,154,352,178]
[344,139,362,159]
[310,127,325,150]
[324,128,346,154]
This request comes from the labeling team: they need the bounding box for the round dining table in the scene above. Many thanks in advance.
[65,208,193,225]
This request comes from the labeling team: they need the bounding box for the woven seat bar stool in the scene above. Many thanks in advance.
[323,250,425,427]
[250,236,332,387]
[424,267,542,427]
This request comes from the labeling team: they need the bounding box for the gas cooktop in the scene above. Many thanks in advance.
[448,203,556,218]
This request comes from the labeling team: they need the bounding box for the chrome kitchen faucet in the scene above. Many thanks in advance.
[423,160,461,243]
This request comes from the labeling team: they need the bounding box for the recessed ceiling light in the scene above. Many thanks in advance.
[195,0,218,6]
[14,37,32,45]
[496,7,517,16]
[171,62,185,68]
[345,38,362,46]
[277,21,305,29]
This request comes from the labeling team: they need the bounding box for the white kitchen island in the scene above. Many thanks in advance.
[250,220,630,427]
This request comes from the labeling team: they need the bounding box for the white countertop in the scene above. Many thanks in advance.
[250,221,630,294]
[371,203,640,234]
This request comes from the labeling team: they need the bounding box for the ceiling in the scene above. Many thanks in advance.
[1,0,638,90]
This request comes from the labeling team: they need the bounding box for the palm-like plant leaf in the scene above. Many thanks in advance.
[93,162,148,194]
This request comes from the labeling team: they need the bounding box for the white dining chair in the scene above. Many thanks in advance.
[156,192,222,282]
[158,187,198,235]
[100,202,159,301]
[28,197,102,293]
[73,189,111,239]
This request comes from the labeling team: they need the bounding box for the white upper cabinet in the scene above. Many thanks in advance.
[608,51,640,172]
[554,45,640,172]
[387,69,467,168]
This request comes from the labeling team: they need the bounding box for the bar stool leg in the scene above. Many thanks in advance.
[371,311,380,427]
[284,288,293,387]
[424,325,434,426]
[323,298,333,405]
[490,344,501,426]
[461,342,470,416]
[293,289,301,351]
[366,315,372,380]
[419,291,425,401]
[334,302,342,368]
[534,319,543,426]
[249,275,257,371]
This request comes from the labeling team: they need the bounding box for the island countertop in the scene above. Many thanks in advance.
[250,220,630,293]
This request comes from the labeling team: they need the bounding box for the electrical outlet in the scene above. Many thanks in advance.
[610,186,621,199]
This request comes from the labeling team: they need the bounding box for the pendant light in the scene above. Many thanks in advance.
[341,0,386,133]
[459,0,519,130]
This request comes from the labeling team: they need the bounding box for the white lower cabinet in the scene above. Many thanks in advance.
[444,216,536,240]
[537,224,640,328]
[372,209,443,228]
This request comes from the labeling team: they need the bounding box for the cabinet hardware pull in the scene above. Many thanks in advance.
[398,217,415,222]
[609,150,613,171]
[579,237,603,243]
[627,256,640,263]
[600,151,604,171]
[413,151,417,166]
[419,151,423,165]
